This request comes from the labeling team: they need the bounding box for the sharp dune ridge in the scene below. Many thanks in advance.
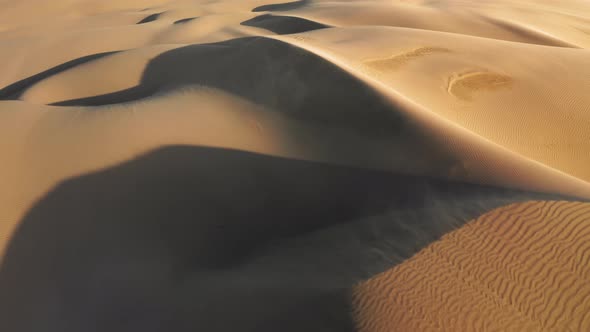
[0,0,589,331]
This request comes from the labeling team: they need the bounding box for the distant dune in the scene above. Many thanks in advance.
[0,1,589,331]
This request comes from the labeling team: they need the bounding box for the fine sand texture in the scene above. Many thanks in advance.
[1,0,590,331]
[354,201,590,331]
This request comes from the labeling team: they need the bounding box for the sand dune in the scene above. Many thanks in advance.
[0,145,581,331]
[354,200,590,331]
[1,0,589,331]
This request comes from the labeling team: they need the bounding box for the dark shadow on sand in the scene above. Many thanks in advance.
[253,0,310,12]
[45,37,405,140]
[137,12,163,24]
[0,4,587,331]
[0,145,576,332]
[241,14,329,34]
[173,17,198,24]
[0,51,119,100]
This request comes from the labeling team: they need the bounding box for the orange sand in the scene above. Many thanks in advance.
[354,201,590,331]
[1,0,590,330]
[2,0,590,255]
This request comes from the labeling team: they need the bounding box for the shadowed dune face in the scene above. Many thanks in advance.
[10,37,409,139]
[0,52,119,100]
[136,12,163,24]
[0,145,575,331]
[10,33,588,197]
[173,17,198,24]
[252,0,310,13]
[2,8,588,189]
[241,14,329,34]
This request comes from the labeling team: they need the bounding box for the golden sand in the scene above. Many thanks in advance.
[354,201,590,331]
[1,1,590,330]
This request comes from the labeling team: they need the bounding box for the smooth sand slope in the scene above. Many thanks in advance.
[0,0,589,331]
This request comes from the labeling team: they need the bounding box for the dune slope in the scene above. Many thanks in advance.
[1,0,590,331]
[354,200,590,331]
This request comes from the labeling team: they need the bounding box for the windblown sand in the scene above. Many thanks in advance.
[354,200,590,331]
[1,0,589,331]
